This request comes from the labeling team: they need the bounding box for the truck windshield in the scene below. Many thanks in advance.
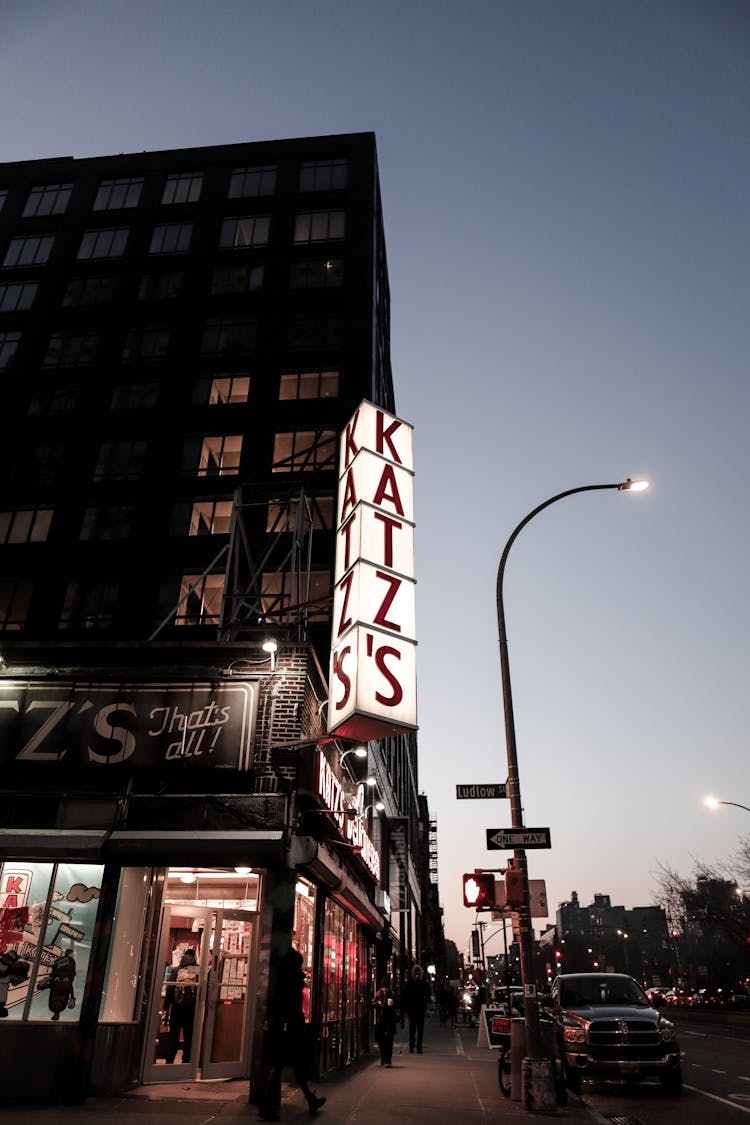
[561,978,649,1007]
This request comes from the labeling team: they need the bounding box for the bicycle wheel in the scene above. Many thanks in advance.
[498,1046,511,1097]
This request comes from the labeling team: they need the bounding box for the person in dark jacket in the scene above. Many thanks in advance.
[259,947,326,1121]
[403,964,430,1053]
[373,977,399,1067]
[163,947,199,1063]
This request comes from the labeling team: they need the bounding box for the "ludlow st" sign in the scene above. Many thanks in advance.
[328,401,417,741]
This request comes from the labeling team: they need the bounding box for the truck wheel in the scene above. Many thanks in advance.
[660,1067,683,1096]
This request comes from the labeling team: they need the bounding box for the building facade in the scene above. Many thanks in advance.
[0,133,434,1102]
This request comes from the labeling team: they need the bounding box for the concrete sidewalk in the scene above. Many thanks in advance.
[2,1014,597,1124]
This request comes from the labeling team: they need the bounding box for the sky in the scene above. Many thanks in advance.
[2,0,749,957]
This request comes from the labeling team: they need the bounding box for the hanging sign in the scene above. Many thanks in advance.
[328,401,417,740]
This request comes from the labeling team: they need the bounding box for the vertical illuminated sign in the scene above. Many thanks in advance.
[328,401,417,740]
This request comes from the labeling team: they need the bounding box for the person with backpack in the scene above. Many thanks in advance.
[164,947,199,1063]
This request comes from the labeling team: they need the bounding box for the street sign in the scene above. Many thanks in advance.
[486,827,551,849]
[456,783,507,800]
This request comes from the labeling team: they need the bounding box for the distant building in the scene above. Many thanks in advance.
[553,890,670,983]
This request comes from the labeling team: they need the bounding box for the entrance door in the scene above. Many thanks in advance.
[142,903,256,1083]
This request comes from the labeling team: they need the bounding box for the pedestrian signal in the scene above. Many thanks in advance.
[462,873,496,909]
[504,867,525,908]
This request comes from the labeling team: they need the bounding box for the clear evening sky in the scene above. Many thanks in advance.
[3,1,748,956]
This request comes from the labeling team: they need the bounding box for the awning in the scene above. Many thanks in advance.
[0,828,285,866]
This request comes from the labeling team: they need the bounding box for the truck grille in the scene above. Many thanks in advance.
[588,1019,661,1053]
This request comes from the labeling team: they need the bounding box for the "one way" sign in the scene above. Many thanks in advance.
[486,827,551,850]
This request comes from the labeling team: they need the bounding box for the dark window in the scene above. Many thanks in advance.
[59,580,119,629]
[3,234,55,268]
[27,387,81,415]
[43,330,99,367]
[110,382,160,410]
[93,177,143,210]
[201,315,257,355]
[62,276,117,306]
[279,369,339,400]
[260,569,330,623]
[283,315,342,349]
[293,210,345,243]
[0,331,20,369]
[162,172,203,205]
[272,431,336,473]
[219,216,270,249]
[228,165,277,198]
[25,444,65,485]
[22,182,73,218]
[0,281,38,312]
[80,505,134,540]
[0,508,53,544]
[77,228,129,260]
[94,441,148,481]
[122,324,171,361]
[210,264,264,295]
[0,189,7,212]
[299,159,348,192]
[289,258,343,288]
[0,581,33,630]
[138,271,185,300]
[149,223,193,255]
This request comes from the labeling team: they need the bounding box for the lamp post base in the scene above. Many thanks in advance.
[522,1056,558,1114]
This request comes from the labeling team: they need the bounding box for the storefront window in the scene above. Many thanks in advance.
[99,867,151,1021]
[293,879,316,1022]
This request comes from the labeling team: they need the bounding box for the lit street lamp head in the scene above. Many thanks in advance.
[704,795,750,815]
[618,478,649,491]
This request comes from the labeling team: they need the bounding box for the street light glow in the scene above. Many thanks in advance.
[705,795,720,810]
[618,478,649,492]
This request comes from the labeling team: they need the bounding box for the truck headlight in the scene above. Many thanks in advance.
[563,1027,586,1044]
[659,1023,677,1042]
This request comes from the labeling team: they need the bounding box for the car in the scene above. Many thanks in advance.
[548,972,682,1096]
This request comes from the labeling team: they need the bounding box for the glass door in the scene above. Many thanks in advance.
[201,908,256,1080]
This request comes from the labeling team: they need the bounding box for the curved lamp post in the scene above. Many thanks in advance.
[705,796,750,815]
[497,478,648,1111]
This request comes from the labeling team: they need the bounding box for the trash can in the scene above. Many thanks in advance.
[509,1017,557,1103]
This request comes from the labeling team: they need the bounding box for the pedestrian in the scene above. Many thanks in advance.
[447,986,459,1027]
[403,964,430,1053]
[259,947,326,1121]
[164,946,198,1063]
[373,977,399,1067]
[436,979,449,1024]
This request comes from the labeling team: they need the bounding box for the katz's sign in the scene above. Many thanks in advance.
[328,401,417,741]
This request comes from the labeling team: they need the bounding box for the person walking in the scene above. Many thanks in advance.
[373,977,399,1067]
[258,947,326,1121]
[164,947,199,1063]
[403,964,430,1053]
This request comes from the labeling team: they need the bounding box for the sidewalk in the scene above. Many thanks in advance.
[2,1014,598,1124]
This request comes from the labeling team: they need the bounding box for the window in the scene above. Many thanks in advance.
[77,228,129,260]
[266,494,334,532]
[228,165,277,198]
[27,387,80,415]
[60,580,119,629]
[279,369,339,400]
[149,223,193,255]
[80,505,134,540]
[197,435,242,477]
[0,281,38,312]
[210,263,264,295]
[293,210,345,243]
[191,374,251,405]
[138,270,185,300]
[122,323,171,361]
[2,234,54,268]
[162,172,203,205]
[110,381,159,410]
[175,572,225,625]
[62,275,116,306]
[189,500,233,535]
[25,444,65,485]
[201,315,257,355]
[299,159,348,192]
[0,331,20,369]
[290,258,343,288]
[43,330,98,366]
[0,581,33,630]
[0,508,53,544]
[283,315,342,349]
[219,216,270,249]
[94,177,143,210]
[260,569,330,623]
[94,441,148,481]
[272,431,336,473]
[22,182,73,217]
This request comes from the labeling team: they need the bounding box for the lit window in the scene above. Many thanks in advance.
[77,228,129,260]
[162,172,203,205]
[272,431,336,473]
[293,210,345,243]
[260,570,330,623]
[94,177,143,210]
[2,234,55,268]
[43,330,99,366]
[299,159,348,192]
[22,182,73,217]
[228,165,277,198]
[0,508,53,544]
[210,264,264,294]
[122,324,171,361]
[266,495,333,532]
[60,580,119,629]
[0,331,20,369]
[197,435,243,477]
[219,215,270,249]
[189,500,233,536]
[80,505,134,540]
[201,315,257,355]
[207,375,251,404]
[94,441,148,481]
[110,382,159,410]
[62,276,116,306]
[0,281,38,312]
[279,370,339,401]
[290,258,343,288]
[175,572,225,625]
[149,223,193,254]
[0,581,33,630]
[138,271,185,300]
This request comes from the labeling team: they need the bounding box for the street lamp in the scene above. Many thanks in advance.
[497,477,648,1112]
[704,795,750,815]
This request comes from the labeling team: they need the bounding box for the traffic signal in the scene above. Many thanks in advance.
[462,872,496,909]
